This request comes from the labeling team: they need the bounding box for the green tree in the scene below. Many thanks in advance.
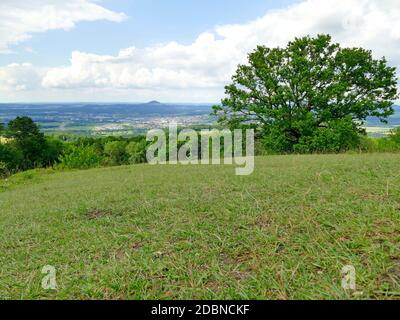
[41,137,65,167]
[0,143,23,173]
[212,35,399,153]
[58,145,103,169]
[104,141,128,165]
[126,140,147,164]
[7,117,46,169]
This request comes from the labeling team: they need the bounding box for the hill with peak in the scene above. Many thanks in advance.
[146,100,162,105]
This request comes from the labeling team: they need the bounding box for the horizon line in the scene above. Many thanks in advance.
[0,101,218,105]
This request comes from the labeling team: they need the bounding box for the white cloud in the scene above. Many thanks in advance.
[1,0,400,102]
[41,35,241,90]
[0,63,43,91]
[0,0,126,52]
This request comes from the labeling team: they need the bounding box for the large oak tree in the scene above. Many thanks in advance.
[213,35,398,152]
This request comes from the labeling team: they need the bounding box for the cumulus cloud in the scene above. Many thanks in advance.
[41,34,241,90]
[0,0,126,52]
[40,0,400,99]
[2,0,400,102]
[0,63,44,91]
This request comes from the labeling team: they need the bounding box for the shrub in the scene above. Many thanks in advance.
[264,117,361,154]
[104,141,128,165]
[358,136,379,153]
[0,143,23,171]
[308,118,360,153]
[41,137,65,167]
[375,138,398,152]
[261,126,294,154]
[58,146,103,169]
[0,161,9,178]
[389,127,400,145]
[359,134,400,153]
[126,141,147,164]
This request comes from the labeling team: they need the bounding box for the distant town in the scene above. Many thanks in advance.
[1,102,398,137]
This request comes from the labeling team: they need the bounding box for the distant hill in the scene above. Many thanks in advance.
[367,105,400,127]
[146,100,162,105]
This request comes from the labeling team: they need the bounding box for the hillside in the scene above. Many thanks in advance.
[0,154,399,299]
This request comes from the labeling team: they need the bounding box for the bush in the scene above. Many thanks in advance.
[41,137,65,167]
[0,143,23,172]
[58,146,103,169]
[374,138,398,152]
[126,141,147,164]
[104,141,128,165]
[389,127,400,145]
[263,117,362,154]
[0,161,9,178]
[262,126,294,154]
[358,136,378,153]
[359,134,400,153]
[296,117,361,153]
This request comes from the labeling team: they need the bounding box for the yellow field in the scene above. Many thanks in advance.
[364,127,392,135]
[0,136,11,144]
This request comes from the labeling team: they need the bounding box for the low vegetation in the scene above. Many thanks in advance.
[0,154,399,299]
[1,115,400,178]
[0,117,148,176]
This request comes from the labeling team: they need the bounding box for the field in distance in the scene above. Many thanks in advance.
[0,154,399,299]
[0,102,215,136]
[0,103,399,136]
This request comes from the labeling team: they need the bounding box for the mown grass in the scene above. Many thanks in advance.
[0,154,399,300]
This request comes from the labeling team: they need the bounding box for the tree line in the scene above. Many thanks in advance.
[0,117,148,177]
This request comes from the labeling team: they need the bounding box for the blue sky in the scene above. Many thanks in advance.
[0,0,398,103]
[0,0,298,67]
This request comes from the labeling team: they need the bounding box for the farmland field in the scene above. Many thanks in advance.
[0,154,399,299]
[0,102,215,136]
[0,103,399,136]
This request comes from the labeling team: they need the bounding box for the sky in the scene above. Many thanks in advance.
[0,0,399,103]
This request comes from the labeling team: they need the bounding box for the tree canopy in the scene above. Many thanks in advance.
[7,116,46,169]
[212,35,399,152]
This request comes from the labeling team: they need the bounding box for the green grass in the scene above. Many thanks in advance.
[0,154,399,300]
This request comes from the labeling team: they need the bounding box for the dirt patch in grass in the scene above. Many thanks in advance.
[86,209,114,220]
[114,249,126,260]
[132,242,144,250]
[112,242,145,261]
[375,258,400,298]
[367,228,400,245]
[382,259,400,284]
[253,215,273,229]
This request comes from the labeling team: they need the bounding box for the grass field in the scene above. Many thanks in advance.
[0,154,399,300]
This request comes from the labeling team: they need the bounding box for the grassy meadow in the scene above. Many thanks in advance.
[0,154,399,299]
